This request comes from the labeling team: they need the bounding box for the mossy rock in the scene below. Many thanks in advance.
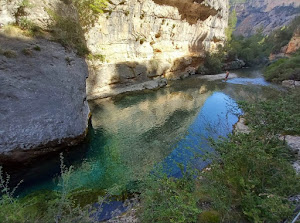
[198,210,221,223]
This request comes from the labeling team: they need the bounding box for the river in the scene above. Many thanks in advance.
[4,68,280,206]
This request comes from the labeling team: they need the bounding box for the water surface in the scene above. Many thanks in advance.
[5,69,281,196]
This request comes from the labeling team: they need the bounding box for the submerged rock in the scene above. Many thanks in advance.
[0,31,90,161]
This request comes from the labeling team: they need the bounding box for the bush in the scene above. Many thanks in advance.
[2,50,17,58]
[200,51,224,75]
[200,132,299,222]
[239,90,300,136]
[47,10,89,56]
[225,16,300,66]
[73,0,108,29]
[0,154,104,222]
[46,0,108,56]
[139,172,201,223]
[263,51,300,82]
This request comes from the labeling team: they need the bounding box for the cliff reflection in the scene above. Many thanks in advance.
[82,87,213,189]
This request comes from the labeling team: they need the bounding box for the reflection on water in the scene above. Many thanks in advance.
[8,68,280,195]
[226,77,270,86]
[161,92,240,177]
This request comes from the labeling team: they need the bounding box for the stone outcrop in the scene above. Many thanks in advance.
[223,59,245,70]
[232,0,300,36]
[286,26,300,55]
[85,0,228,98]
[282,80,300,88]
[1,0,229,99]
[0,28,90,159]
[0,0,229,157]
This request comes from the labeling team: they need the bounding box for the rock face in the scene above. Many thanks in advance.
[1,0,228,99]
[282,80,300,88]
[85,0,229,98]
[286,26,300,55]
[232,0,300,36]
[223,59,245,70]
[0,29,90,158]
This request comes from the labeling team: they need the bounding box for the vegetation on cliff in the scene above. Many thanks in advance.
[223,15,300,65]
[13,0,108,56]
[201,15,300,81]
[264,51,300,82]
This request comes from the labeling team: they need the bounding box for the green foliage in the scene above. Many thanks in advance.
[200,132,299,222]
[224,30,268,66]
[15,0,32,18]
[46,0,107,56]
[33,45,41,51]
[225,9,237,41]
[199,50,224,75]
[226,16,300,66]
[264,17,300,54]
[0,154,104,222]
[139,90,300,223]
[1,50,17,58]
[140,173,201,223]
[47,9,89,56]
[263,51,300,82]
[239,90,300,135]
[87,53,106,62]
[198,210,220,223]
[73,0,108,29]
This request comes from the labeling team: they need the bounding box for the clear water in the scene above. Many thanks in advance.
[6,68,281,196]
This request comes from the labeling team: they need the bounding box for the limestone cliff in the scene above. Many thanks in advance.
[86,0,228,98]
[232,0,300,36]
[1,0,229,99]
[0,0,228,157]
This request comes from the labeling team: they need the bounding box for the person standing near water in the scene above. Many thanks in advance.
[224,71,229,81]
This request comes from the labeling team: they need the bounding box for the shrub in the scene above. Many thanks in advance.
[47,9,89,56]
[2,50,17,58]
[0,154,104,222]
[87,53,105,62]
[238,90,300,136]
[200,132,299,222]
[73,0,108,29]
[263,51,300,82]
[22,48,33,56]
[201,52,224,75]
[33,45,41,51]
[139,173,201,223]
[46,0,108,56]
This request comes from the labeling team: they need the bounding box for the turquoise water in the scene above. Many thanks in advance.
[7,69,280,196]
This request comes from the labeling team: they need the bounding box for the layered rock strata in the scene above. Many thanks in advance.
[1,0,228,99]
[0,0,228,156]
[232,0,300,36]
[85,0,228,98]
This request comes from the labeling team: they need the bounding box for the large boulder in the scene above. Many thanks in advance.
[223,59,246,70]
[0,29,90,161]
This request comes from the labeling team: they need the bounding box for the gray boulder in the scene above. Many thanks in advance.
[0,32,90,160]
[223,59,246,70]
[282,80,295,88]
